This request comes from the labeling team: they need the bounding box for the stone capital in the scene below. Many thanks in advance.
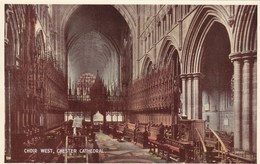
[186,74,193,79]
[229,50,257,62]
[229,52,242,61]
[180,73,204,79]
[243,59,251,64]
[192,72,204,79]
[180,74,188,79]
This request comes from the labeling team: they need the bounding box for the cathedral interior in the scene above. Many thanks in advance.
[4,4,257,163]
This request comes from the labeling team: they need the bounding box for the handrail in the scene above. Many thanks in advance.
[195,128,207,153]
[209,127,228,152]
[213,150,255,163]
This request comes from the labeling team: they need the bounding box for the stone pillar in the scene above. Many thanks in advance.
[22,112,25,127]
[186,75,192,119]
[16,111,20,133]
[31,112,34,125]
[230,51,256,152]
[193,73,202,119]
[31,111,33,126]
[229,54,242,150]
[242,59,250,151]
[34,112,36,125]
[169,113,172,125]
[26,112,29,126]
[252,58,257,153]
[180,75,187,117]
[66,112,68,122]
[36,113,38,125]
[5,67,12,160]
[178,19,183,50]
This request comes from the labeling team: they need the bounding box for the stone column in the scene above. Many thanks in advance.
[193,73,202,119]
[252,57,257,153]
[242,59,250,151]
[17,111,20,133]
[26,112,29,126]
[169,113,172,126]
[34,112,36,125]
[229,53,242,150]
[186,75,193,119]
[31,111,33,125]
[180,75,187,117]
[66,112,68,122]
[36,113,38,125]
[178,19,183,50]
[32,112,34,125]
[5,67,12,160]
[22,112,25,127]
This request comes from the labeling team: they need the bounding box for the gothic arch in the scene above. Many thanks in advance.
[141,56,153,76]
[233,5,257,53]
[6,8,27,66]
[60,5,137,80]
[35,30,46,59]
[60,5,137,59]
[61,5,136,38]
[6,14,16,65]
[157,36,179,69]
[182,5,232,74]
[35,29,46,46]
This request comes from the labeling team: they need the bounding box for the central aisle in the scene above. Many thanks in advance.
[95,132,167,163]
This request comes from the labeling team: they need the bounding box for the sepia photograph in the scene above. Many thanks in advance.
[3,2,257,163]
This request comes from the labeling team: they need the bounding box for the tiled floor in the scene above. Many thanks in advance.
[95,132,167,163]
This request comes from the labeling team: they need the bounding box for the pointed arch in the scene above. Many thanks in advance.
[35,30,46,59]
[157,36,180,70]
[233,5,257,52]
[61,5,136,38]
[141,56,153,76]
[182,5,232,74]
[60,5,136,63]
[6,14,16,66]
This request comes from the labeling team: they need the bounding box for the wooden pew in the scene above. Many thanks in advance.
[147,122,190,162]
[149,125,161,141]
[125,122,136,142]
[116,123,125,140]
[163,138,190,162]
[108,123,115,136]
[147,124,163,156]
[136,123,149,148]
[161,119,205,162]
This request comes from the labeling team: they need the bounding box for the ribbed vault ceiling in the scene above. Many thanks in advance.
[66,5,129,83]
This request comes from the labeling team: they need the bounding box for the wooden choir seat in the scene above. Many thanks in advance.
[116,123,125,140]
[148,125,162,155]
[147,124,187,162]
[163,144,180,153]
[125,122,136,142]
[136,123,148,148]
[108,123,115,135]
[148,136,157,141]
[148,125,160,141]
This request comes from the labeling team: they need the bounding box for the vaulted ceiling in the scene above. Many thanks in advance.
[65,5,129,84]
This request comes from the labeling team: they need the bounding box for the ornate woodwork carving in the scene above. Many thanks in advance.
[128,67,176,113]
